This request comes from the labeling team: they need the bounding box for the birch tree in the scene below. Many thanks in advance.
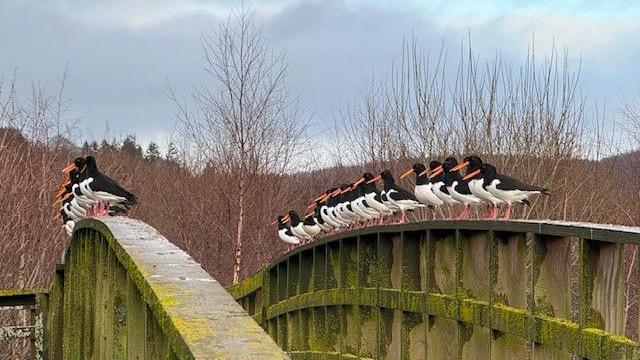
[174,8,308,283]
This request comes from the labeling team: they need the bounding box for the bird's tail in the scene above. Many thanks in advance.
[542,189,551,196]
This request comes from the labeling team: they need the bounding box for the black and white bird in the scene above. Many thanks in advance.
[369,170,423,223]
[78,156,138,216]
[361,172,393,224]
[474,163,550,219]
[56,156,138,236]
[427,161,460,218]
[302,212,322,238]
[309,197,333,232]
[440,158,482,219]
[400,163,444,212]
[288,210,312,240]
[274,216,301,245]
[454,156,504,219]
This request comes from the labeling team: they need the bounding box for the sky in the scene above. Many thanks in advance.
[2,0,639,148]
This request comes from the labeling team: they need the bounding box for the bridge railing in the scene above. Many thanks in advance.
[0,288,47,359]
[229,220,640,359]
[39,217,287,359]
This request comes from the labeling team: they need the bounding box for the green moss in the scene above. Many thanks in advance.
[226,269,264,299]
[0,288,48,296]
[534,294,554,317]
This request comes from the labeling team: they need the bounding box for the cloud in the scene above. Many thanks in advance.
[1,0,639,146]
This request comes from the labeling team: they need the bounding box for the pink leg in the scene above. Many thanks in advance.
[492,205,499,219]
[501,204,512,220]
[483,205,495,219]
[399,212,406,223]
[456,205,467,220]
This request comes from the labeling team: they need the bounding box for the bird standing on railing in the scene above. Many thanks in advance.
[453,156,504,219]
[470,163,550,219]
[55,156,137,236]
[400,163,443,219]
[272,215,301,245]
[437,157,482,220]
[368,170,423,223]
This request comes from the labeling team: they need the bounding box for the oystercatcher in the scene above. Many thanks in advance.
[453,156,504,219]
[426,161,460,218]
[302,212,322,238]
[288,210,312,240]
[440,158,481,219]
[400,163,444,211]
[79,156,137,216]
[476,163,550,219]
[273,216,301,245]
[361,172,393,224]
[369,170,423,223]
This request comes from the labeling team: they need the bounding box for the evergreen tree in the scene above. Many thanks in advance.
[145,142,161,162]
[121,135,143,158]
[165,142,179,162]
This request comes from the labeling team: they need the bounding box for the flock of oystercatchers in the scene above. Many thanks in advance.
[54,156,138,235]
[274,155,550,245]
[51,155,548,246]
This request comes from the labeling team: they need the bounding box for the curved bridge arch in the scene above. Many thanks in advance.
[229,220,640,359]
[44,217,287,359]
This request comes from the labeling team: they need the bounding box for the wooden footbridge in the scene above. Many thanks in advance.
[3,217,640,359]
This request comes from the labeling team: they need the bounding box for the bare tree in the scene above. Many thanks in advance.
[173,8,309,283]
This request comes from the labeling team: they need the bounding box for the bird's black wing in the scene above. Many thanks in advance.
[93,174,138,204]
[496,174,550,194]
[389,186,419,202]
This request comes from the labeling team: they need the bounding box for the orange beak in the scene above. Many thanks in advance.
[282,214,290,222]
[399,168,414,180]
[451,161,469,172]
[304,212,314,219]
[462,169,481,180]
[340,187,352,194]
[314,193,327,202]
[62,179,71,187]
[62,163,76,173]
[56,188,67,197]
[352,177,365,187]
[428,165,443,179]
[306,203,317,210]
[53,213,61,221]
[331,189,342,196]
[366,175,382,184]
[54,193,71,206]
[418,169,429,177]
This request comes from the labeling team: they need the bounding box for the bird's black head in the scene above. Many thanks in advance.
[85,156,98,173]
[442,159,456,172]
[429,161,442,170]
[464,155,483,171]
[362,172,375,182]
[74,157,87,169]
[412,163,427,175]
[479,163,497,178]
[380,170,395,189]
[288,210,301,224]
[444,156,458,165]
[380,169,394,180]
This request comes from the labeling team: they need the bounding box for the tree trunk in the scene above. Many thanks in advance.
[233,172,245,284]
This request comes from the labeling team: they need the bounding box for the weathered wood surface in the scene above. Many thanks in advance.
[48,217,288,359]
[229,219,640,359]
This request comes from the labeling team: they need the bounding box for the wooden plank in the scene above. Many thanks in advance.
[126,276,146,359]
[47,268,64,360]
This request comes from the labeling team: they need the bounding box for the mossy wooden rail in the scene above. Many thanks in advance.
[228,220,640,359]
[5,217,287,359]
